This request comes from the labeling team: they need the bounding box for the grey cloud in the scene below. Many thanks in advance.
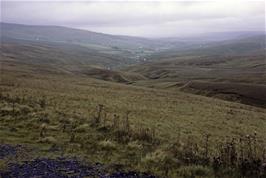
[1,1,265,37]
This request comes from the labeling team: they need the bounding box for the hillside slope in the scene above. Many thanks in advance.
[1,59,266,177]
[0,38,145,83]
[0,22,162,50]
[124,35,266,107]
[147,34,266,61]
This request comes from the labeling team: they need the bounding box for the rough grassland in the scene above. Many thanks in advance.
[1,69,266,177]
[2,71,266,140]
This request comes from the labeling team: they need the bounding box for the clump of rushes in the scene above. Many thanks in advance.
[69,131,76,143]
[112,114,120,129]
[69,121,78,143]
[211,132,266,177]
[123,111,131,133]
[142,149,176,177]
[40,123,47,138]
[98,139,117,160]
[74,123,90,133]
[39,112,50,124]
[177,165,212,178]
[11,97,15,117]
[95,104,104,124]
[39,136,57,144]
[203,133,211,165]
[133,126,156,144]
[39,96,47,109]
[98,139,116,151]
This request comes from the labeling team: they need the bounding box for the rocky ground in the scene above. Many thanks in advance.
[0,144,156,178]
[0,144,20,159]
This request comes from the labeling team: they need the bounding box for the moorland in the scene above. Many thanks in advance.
[0,22,266,178]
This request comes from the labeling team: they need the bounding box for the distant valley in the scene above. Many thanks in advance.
[1,22,265,107]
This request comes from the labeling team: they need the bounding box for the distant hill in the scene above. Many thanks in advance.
[3,23,264,59]
[0,22,163,50]
[167,31,265,42]
[182,34,266,56]
[0,37,130,68]
[147,34,266,61]
[0,37,146,83]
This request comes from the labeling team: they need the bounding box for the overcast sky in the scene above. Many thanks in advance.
[1,0,265,37]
